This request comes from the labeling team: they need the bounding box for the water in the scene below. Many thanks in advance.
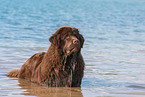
[1,0,145,96]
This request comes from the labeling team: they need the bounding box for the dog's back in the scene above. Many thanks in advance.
[7,52,46,80]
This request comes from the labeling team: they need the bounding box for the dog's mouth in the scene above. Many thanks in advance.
[66,47,76,54]
[65,46,80,55]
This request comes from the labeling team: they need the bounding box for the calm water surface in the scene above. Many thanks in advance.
[1,0,145,96]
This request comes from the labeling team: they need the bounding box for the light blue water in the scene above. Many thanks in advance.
[1,0,145,96]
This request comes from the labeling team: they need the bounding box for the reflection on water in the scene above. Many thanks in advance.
[18,78,83,97]
[2,76,145,97]
[0,76,83,97]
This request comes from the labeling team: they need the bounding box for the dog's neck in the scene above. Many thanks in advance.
[62,54,77,70]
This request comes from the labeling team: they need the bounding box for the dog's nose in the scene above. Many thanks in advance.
[73,39,79,44]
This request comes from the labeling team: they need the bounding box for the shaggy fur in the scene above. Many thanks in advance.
[7,26,85,87]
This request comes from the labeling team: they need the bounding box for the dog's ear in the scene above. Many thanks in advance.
[49,27,67,46]
[49,33,63,56]
[49,34,56,45]
[49,34,61,47]
[79,34,85,48]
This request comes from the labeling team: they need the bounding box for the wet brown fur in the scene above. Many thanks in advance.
[7,26,85,87]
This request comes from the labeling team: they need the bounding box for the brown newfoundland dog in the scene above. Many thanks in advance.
[7,26,85,87]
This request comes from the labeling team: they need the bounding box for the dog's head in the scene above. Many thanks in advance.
[49,26,84,56]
